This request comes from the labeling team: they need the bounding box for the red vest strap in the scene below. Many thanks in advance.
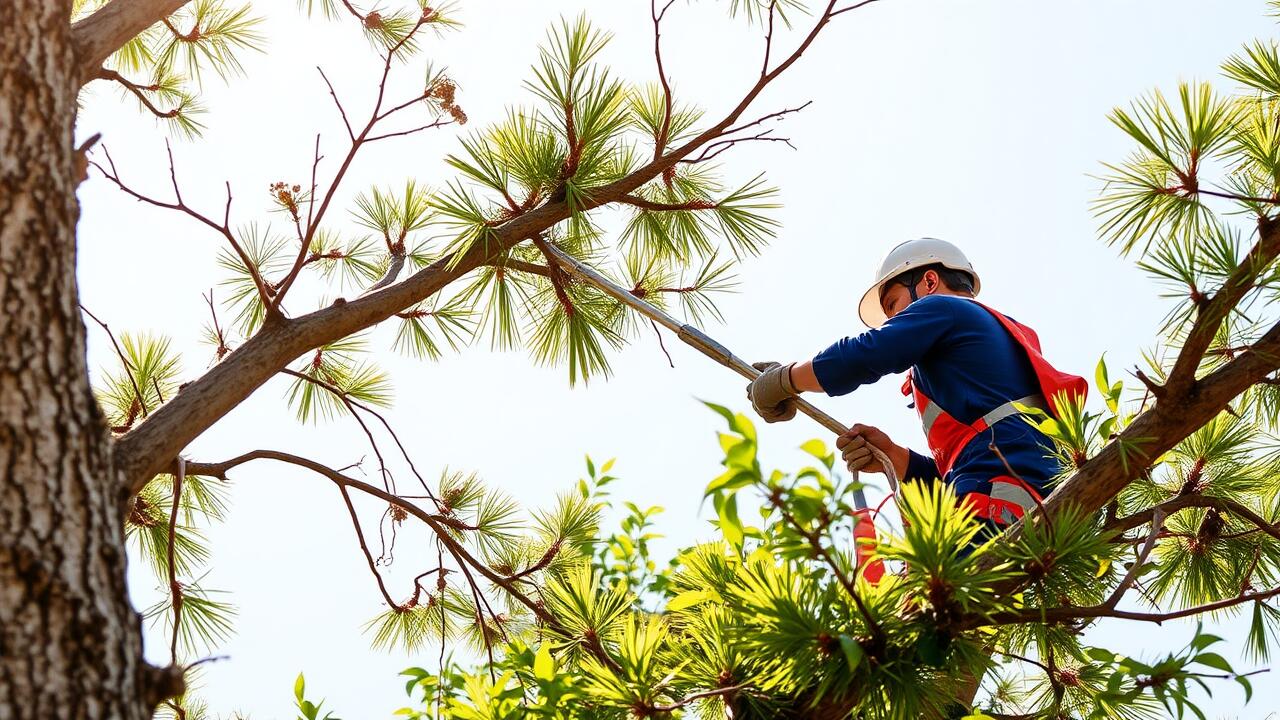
[972,301,1088,415]
[902,301,1087,478]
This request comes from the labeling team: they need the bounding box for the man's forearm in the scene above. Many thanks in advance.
[789,360,825,393]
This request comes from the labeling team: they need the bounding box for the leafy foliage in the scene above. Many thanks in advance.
[76,2,1280,719]
[366,411,1272,720]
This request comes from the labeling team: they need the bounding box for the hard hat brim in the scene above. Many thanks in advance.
[858,281,890,329]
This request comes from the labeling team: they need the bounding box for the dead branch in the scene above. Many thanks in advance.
[88,145,277,318]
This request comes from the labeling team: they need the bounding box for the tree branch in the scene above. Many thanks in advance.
[1165,217,1280,395]
[95,67,181,119]
[179,451,563,628]
[989,585,1280,626]
[621,194,716,211]
[982,316,1280,571]
[1103,507,1165,610]
[1105,493,1280,542]
[491,258,554,278]
[113,0,873,495]
[72,0,191,85]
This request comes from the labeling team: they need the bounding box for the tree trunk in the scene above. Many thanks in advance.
[0,3,165,717]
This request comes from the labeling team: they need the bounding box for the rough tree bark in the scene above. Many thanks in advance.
[0,2,175,717]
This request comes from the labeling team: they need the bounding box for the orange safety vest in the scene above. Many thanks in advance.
[899,300,1088,525]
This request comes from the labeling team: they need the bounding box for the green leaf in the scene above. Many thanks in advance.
[799,439,830,461]
[1190,633,1224,652]
[702,400,737,426]
[1191,652,1233,673]
[533,643,556,682]
[705,468,755,496]
[838,634,864,671]
[667,590,711,612]
[1237,674,1253,702]
[1087,647,1116,663]
[718,494,744,546]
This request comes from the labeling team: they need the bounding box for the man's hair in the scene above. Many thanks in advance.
[886,263,976,296]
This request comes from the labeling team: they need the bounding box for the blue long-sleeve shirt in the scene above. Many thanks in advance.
[812,295,1062,498]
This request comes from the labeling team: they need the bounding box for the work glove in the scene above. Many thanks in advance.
[837,423,894,475]
[747,361,798,423]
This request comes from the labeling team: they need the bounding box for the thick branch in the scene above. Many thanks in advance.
[989,317,1280,564]
[72,0,190,85]
[1165,217,1280,395]
[113,0,868,495]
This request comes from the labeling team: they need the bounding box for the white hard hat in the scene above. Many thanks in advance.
[857,238,980,328]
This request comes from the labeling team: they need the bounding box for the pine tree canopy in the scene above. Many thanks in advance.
[56,0,1280,718]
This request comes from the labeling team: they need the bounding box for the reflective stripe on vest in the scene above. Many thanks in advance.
[919,394,1046,439]
[962,477,1043,526]
[906,376,1046,477]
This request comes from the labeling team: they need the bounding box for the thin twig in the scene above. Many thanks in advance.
[88,146,277,317]
[79,303,148,421]
[337,484,402,610]
[317,67,354,142]
[96,67,180,119]
[988,439,1052,533]
[168,458,185,665]
[650,0,678,159]
[279,367,439,503]
[988,585,1280,626]
[650,684,750,713]
[307,134,323,231]
[281,367,396,494]
[831,0,886,17]
[365,118,452,143]
[682,130,798,164]
[180,451,565,633]
[203,290,231,362]
[271,18,438,311]
[762,1,777,76]
[650,319,675,368]
[1104,507,1165,610]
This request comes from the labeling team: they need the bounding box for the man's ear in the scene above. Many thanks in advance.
[923,269,940,294]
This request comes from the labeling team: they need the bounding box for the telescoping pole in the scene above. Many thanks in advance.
[538,242,899,510]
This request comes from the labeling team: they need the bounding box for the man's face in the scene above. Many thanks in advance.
[879,282,915,320]
[878,271,937,320]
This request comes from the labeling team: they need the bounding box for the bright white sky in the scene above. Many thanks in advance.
[74,0,1276,717]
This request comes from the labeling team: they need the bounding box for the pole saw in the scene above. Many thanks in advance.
[537,242,900,517]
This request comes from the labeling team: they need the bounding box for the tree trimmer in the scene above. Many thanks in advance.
[539,243,896,581]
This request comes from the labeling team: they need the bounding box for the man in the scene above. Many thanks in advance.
[746,238,1086,535]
